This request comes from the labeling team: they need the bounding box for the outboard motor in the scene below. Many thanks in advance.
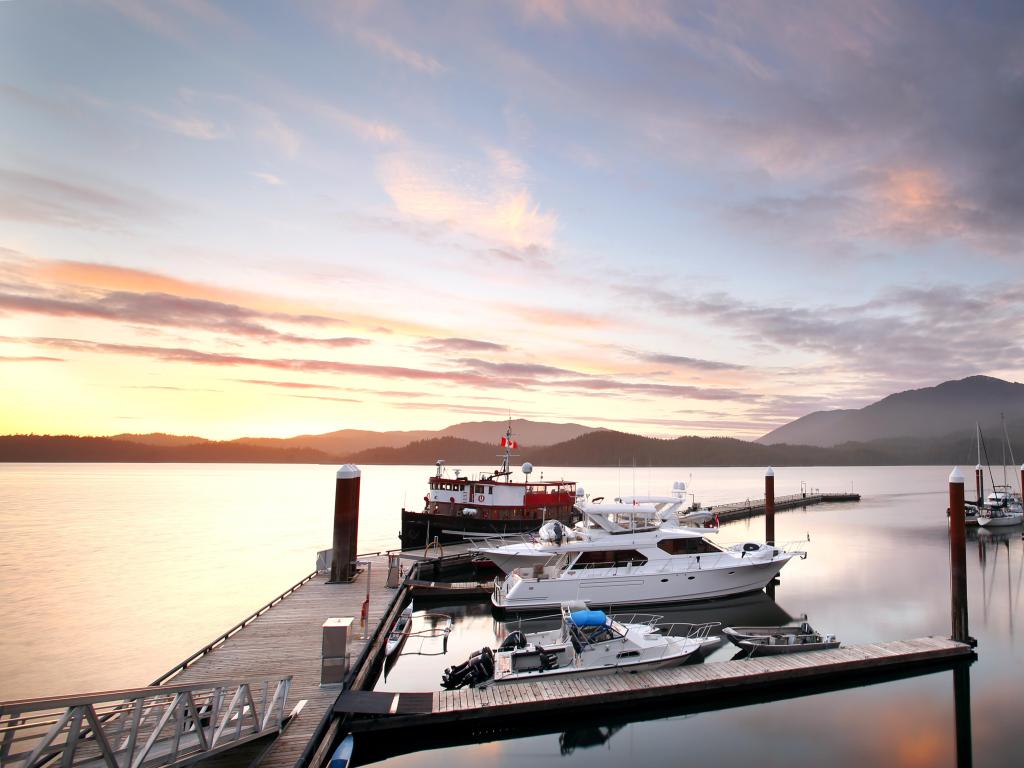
[441,646,494,689]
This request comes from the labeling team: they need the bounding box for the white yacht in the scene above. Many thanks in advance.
[472,482,719,574]
[491,523,805,611]
[441,602,719,688]
[977,486,1024,527]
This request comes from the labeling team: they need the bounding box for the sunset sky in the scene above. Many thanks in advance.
[2,1,1023,441]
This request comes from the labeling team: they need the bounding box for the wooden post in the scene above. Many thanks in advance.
[974,464,983,505]
[329,465,361,583]
[765,467,775,546]
[948,467,969,644]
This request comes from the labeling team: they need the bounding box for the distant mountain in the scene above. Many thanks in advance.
[137,418,599,456]
[0,435,336,463]
[6,425,1019,466]
[759,376,1024,447]
[111,433,212,447]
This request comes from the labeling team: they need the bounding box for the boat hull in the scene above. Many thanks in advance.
[977,513,1023,527]
[401,509,578,548]
[492,556,795,611]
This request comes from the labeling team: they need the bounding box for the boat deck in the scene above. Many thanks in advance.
[342,636,971,732]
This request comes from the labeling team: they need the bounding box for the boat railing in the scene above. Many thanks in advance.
[655,621,721,640]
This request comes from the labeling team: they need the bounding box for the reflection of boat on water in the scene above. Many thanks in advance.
[496,591,794,638]
[724,622,839,656]
[442,603,719,689]
[559,724,624,755]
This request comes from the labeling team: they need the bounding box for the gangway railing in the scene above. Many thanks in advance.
[0,675,291,768]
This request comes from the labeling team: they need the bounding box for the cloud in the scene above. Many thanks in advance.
[251,171,284,186]
[0,355,64,363]
[300,97,403,144]
[378,151,556,250]
[356,29,445,75]
[628,351,746,371]
[0,168,178,231]
[630,279,1024,391]
[0,289,371,348]
[139,108,229,140]
[417,337,509,354]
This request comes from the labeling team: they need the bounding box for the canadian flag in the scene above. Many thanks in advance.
[501,436,508,447]
[512,440,518,449]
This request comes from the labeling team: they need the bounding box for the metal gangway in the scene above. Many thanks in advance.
[0,675,291,768]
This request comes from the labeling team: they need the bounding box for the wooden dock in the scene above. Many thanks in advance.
[160,554,400,768]
[341,635,971,733]
[713,492,859,523]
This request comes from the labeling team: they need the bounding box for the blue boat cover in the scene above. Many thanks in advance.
[570,610,608,627]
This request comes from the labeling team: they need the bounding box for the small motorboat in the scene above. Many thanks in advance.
[723,622,839,656]
[441,602,719,689]
[385,604,413,657]
[329,734,354,768]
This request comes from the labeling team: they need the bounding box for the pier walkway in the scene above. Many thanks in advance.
[340,635,971,733]
[713,492,859,523]
[158,554,397,768]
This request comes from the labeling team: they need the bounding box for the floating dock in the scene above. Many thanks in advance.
[338,636,971,733]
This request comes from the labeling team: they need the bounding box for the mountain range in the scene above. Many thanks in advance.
[2,377,1021,466]
[758,375,1024,448]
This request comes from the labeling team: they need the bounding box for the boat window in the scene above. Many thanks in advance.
[571,550,648,569]
[488,486,493,494]
[657,538,722,555]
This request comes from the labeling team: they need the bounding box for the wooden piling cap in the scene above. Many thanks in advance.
[337,464,361,479]
[949,466,964,484]
[765,466,774,477]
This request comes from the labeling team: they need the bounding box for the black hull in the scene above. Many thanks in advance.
[400,510,577,549]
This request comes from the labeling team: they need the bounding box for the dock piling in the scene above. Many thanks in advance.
[974,464,983,505]
[330,465,361,583]
[764,467,775,546]
[948,467,971,645]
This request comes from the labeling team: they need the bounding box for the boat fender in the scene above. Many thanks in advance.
[742,542,760,552]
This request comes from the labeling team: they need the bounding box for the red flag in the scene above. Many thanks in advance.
[501,436,508,447]
[512,440,518,449]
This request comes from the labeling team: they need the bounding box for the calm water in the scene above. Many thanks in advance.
[1,464,1021,767]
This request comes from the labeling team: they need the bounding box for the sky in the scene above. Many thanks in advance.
[1,0,1023,441]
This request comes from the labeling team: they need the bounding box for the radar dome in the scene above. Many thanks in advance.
[522,462,534,476]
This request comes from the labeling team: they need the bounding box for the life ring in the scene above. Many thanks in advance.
[477,494,485,502]
[482,510,490,519]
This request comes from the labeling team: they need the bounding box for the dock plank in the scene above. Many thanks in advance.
[168,557,394,768]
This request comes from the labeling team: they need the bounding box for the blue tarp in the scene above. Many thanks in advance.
[570,610,608,627]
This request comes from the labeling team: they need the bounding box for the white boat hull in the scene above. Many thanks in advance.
[492,555,795,611]
[977,513,1023,527]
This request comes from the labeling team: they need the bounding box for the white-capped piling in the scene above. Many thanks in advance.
[948,466,969,644]
[975,463,983,504]
[764,467,775,546]
[330,465,361,583]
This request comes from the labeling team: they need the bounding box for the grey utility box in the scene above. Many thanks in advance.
[321,617,353,685]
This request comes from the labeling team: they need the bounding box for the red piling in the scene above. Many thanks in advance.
[975,464,983,505]
[948,467,969,644]
[330,465,361,583]
[765,467,775,546]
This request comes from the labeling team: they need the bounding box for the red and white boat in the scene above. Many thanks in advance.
[399,423,581,549]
